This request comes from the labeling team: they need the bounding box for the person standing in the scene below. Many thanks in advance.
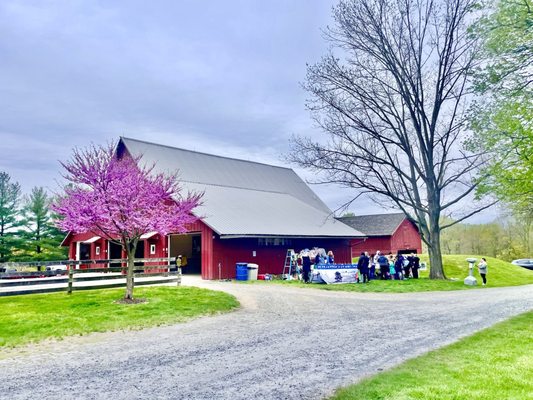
[327,250,335,264]
[291,252,300,280]
[357,252,370,283]
[302,249,312,283]
[369,253,376,280]
[404,253,414,279]
[388,254,396,280]
[412,254,420,279]
[478,258,488,286]
[378,252,389,280]
[394,253,404,280]
[314,248,325,265]
[356,252,365,283]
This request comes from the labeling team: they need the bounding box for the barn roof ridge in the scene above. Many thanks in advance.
[180,180,288,195]
[348,212,405,218]
[120,136,294,172]
[119,136,364,237]
[337,213,408,236]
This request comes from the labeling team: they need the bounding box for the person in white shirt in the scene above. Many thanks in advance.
[478,258,488,285]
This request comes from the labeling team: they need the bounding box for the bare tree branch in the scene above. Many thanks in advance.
[290,0,487,279]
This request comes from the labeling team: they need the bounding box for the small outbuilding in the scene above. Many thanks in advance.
[62,137,365,279]
[337,213,422,258]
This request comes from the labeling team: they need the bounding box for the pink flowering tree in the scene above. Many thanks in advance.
[53,142,202,300]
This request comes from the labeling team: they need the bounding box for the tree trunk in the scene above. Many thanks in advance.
[125,242,136,300]
[524,217,533,255]
[428,226,446,279]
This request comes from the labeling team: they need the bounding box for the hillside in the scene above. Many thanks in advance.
[420,255,533,287]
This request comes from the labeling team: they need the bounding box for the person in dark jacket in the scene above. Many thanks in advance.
[404,254,414,279]
[301,249,312,283]
[412,253,420,278]
[357,252,370,283]
[394,253,404,280]
[378,253,389,280]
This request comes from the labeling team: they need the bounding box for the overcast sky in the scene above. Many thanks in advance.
[0,1,495,221]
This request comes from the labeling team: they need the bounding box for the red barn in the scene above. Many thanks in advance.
[337,213,422,258]
[62,137,365,279]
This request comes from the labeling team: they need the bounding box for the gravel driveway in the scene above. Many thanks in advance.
[1,279,532,400]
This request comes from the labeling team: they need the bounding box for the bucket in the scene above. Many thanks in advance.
[247,263,259,280]
[236,263,248,281]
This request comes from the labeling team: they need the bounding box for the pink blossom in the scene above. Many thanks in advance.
[53,142,202,246]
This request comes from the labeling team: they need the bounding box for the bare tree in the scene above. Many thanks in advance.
[291,0,495,279]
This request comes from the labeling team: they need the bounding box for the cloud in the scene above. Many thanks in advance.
[0,1,496,223]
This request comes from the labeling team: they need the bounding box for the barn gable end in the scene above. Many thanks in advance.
[338,213,422,257]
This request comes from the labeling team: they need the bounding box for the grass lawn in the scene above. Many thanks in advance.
[255,255,533,293]
[330,311,533,400]
[0,286,239,348]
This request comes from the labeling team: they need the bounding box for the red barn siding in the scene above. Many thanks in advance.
[63,220,356,280]
[206,237,351,280]
[68,242,76,260]
[350,219,422,258]
[200,223,215,280]
[91,238,107,268]
[143,234,168,272]
[351,237,392,258]
[391,219,422,253]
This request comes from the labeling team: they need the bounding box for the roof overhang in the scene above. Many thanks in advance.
[82,236,101,244]
[219,234,366,240]
[140,231,158,240]
[60,231,73,247]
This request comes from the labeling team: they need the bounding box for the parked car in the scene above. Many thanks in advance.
[0,266,67,279]
[45,265,68,276]
[511,259,533,270]
[0,269,44,279]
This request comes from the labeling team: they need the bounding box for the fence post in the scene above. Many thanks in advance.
[67,267,74,295]
[176,256,182,287]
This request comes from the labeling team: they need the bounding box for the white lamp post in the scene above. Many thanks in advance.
[464,257,477,286]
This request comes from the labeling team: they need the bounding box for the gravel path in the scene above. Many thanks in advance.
[1,279,532,400]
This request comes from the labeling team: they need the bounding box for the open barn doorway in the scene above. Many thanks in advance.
[76,242,91,269]
[169,233,201,274]
[108,241,122,268]
[398,249,418,255]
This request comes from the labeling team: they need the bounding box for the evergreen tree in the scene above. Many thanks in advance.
[0,172,22,261]
[17,187,67,261]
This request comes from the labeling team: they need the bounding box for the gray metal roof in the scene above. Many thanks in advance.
[119,137,364,238]
[186,183,360,237]
[337,213,407,236]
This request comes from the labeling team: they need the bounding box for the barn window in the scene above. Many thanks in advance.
[150,244,156,255]
[258,238,292,247]
[95,246,100,256]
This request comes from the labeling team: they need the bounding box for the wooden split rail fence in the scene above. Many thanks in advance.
[0,257,180,296]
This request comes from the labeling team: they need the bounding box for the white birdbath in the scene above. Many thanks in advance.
[464,257,477,286]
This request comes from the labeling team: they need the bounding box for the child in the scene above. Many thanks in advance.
[389,256,396,280]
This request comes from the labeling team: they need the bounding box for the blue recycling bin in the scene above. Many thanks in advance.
[236,262,248,281]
